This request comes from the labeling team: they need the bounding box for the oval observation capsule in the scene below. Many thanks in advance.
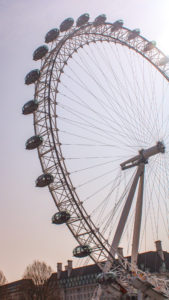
[144,41,156,52]
[25,135,43,150]
[158,56,169,66]
[76,13,90,27]
[45,28,59,43]
[52,211,71,224]
[60,18,74,32]
[111,19,123,32]
[94,14,106,26]
[25,69,40,85]
[36,174,54,187]
[96,272,116,285]
[22,99,38,115]
[73,245,92,258]
[33,45,48,60]
[127,28,140,41]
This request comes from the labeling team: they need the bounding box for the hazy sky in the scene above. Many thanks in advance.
[0,0,169,283]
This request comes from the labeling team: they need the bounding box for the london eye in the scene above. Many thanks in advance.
[23,14,169,298]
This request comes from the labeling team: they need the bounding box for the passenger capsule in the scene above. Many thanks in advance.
[144,41,156,52]
[22,100,38,115]
[33,45,48,61]
[96,272,116,285]
[76,13,89,27]
[25,69,40,85]
[25,135,43,150]
[127,29,140,41]
[158,56,169,66]
[73,245,92,258]
[60,18,74,32]
[94,14,106,26]
[111,19,123,32]
[36,173,54,187]
[52,211,71,224]
[45,28,59,43]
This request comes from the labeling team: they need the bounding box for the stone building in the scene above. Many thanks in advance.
[51,248,169,300]
[0,246,168,300]
[0,279,35,300]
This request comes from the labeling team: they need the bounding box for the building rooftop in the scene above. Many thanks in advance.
[50,250,169,283]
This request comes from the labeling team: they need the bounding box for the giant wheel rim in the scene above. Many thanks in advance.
[29,18,169,294]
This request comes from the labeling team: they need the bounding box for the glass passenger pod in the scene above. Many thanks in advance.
[94,14,106,26]
[76,13,90,27]
[36,173,54,187]
[73,245,92,258]
[33,45,48,61]
[22,99,38,115]
[25,69,40,85]
[96,272,117,285]
[25,135,43,150]
[127,28,140,41]
[60,18,74,32]
[45,28,60,43]
[52,211,71,224]
[144,41,156,52]
[111,19,124,32]
[158,56,169,66]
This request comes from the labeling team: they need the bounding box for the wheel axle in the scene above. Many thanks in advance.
[120,141,165,170]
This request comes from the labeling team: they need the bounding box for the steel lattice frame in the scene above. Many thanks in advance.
[32,21,169,296]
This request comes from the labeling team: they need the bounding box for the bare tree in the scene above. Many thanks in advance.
[23,260,53,300]
[0,270,7,285]
[23,260,53,285]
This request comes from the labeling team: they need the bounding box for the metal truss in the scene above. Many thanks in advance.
[32,21,169,298]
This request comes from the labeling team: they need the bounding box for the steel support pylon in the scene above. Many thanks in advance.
[91,142,165,300]
[131,164,145,269]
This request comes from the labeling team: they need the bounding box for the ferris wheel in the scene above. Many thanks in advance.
[23,14,169,298]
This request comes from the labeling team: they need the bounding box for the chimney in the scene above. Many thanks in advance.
[117,247,124,258]
[67,260,72,277]
[65,265,68,271]
[155,240,164,261]
[57,263,62,279]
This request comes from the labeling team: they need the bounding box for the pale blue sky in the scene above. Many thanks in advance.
[0,0,169,282]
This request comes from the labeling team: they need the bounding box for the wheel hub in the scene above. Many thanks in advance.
[120,141,165,170]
